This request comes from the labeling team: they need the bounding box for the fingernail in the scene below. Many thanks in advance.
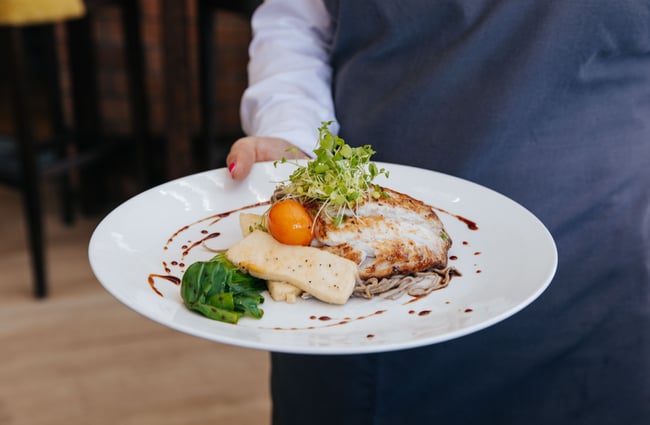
[228,161,236,176]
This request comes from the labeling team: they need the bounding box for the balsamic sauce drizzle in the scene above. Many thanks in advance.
[164,200,270,250]
[432,206,479,230]
[149,200,270,297]
[265,310,388,331]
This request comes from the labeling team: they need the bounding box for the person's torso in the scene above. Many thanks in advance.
[319,2,650,424]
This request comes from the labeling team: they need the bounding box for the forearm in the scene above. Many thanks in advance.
[240,0,337,156]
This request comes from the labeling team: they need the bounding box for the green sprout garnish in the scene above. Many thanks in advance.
[274,121,389,224]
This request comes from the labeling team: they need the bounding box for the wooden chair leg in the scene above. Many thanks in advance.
[42,25,76,226]
[8,27,48,298]
[161,0,194,179]
[65,16,105,215]
[120,0,153,188]
[198,0,218,170]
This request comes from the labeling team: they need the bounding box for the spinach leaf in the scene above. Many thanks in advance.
[180,253,265,324]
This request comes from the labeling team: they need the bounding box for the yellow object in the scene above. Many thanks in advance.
[0,0,85,26]
[238,213,304,303]
[226,230,358,305]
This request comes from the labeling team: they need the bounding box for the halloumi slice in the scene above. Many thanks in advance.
[267,280,302,303]
[226,230,358,305]
[238,213,303,303]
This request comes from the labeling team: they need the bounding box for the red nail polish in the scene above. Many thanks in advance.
[228,162,236,174]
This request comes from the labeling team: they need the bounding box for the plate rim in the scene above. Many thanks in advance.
[88,161,558,355]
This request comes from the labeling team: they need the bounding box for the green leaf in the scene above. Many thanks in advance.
[207,292,235,310]
[180,253,266,324]
[191,303,242,324]
[273,122,390,225]
[234,295,265,319]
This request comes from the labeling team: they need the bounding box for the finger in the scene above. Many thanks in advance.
[226,136,308,180]
[226,138,256,180]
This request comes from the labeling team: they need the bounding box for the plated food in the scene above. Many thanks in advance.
[89,156,557,353]
[181,123,456,323]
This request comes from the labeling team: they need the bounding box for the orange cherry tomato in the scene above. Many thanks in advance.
[267,199,314,246]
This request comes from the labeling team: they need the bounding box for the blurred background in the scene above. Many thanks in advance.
[0,1,271,424]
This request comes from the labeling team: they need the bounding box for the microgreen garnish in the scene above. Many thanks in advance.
[274,121,389,223]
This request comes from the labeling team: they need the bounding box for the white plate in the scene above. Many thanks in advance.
[89,162,557,355]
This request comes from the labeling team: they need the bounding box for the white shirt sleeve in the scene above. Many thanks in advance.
[240,0,337,156]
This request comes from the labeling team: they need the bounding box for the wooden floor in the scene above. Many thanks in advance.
[0,185,271,425]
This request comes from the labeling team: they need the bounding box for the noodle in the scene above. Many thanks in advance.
[353,267,458,300]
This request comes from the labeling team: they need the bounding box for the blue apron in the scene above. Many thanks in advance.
[271,1,650,424]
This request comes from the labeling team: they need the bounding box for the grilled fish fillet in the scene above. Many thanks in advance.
[313,187,451,280]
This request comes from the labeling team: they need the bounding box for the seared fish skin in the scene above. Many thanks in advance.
[313,187,451,280]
